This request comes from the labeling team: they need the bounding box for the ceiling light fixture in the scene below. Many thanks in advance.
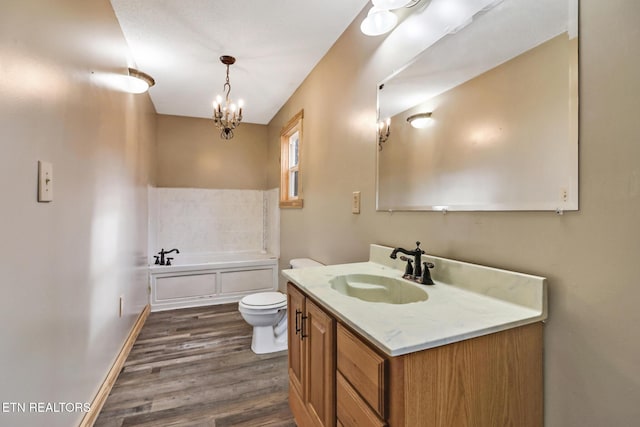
[127,68,155,94]
[407,112,433,128]
[212,55,244,140]
[372,0,414,10]
[361,0,422,36]
[360,7,398,36]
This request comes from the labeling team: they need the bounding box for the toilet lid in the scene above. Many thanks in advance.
[241,292,286,307]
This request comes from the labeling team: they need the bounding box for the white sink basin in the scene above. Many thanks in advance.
[329,274,428,304]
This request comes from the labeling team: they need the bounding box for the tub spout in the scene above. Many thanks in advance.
[157,248,180,265]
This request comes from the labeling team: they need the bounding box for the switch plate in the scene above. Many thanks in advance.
[38,161,53,202]
[352,191,361,214]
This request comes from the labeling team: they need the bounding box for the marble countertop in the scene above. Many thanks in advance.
[281,244,547,357]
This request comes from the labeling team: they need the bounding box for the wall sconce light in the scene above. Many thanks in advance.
[407,112,433,128]
[126,68,155,94]
[378,118,391,151]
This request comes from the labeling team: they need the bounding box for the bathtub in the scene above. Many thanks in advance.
[149,251,279,311]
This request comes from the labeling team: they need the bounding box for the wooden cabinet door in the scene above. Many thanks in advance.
[287,283,305,398]
[304,299,336,427]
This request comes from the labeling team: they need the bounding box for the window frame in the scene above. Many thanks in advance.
[280,110,304,208]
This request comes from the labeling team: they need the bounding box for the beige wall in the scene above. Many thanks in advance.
[268,0,640,426]
[0,1,155,426]
[156,114,268,189]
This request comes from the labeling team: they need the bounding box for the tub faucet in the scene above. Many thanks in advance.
[157,248,180,265]
[390,241,434,285]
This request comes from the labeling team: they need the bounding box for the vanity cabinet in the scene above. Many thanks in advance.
[287,282,543,427]
[287,283,336,427]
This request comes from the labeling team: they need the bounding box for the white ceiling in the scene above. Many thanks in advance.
[110,0,370,124]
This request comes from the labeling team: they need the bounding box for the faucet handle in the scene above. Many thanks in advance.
[166,257,173,266]
[421,262,435,285]
[154,256,160,265]
[400,256,414,277]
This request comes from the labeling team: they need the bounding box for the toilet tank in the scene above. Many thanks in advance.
[289,258,323,269]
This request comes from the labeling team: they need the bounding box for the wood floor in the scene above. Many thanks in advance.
[95,304,295,427]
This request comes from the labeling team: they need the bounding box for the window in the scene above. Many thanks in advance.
[280,110,304,208]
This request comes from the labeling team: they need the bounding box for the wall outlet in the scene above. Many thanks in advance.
[561,188,568,202]
[119,296,124,318]
[352,191,361,214]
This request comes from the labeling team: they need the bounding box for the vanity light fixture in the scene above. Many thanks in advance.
[407,112,433,128]
[378,118,391,150]
[212,55,244,140]
[126,68,155,94]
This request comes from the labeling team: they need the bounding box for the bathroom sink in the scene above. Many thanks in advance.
[329,274,428,304]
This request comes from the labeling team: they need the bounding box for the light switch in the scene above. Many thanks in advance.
[38,161,53,202]
[352,191,361,214]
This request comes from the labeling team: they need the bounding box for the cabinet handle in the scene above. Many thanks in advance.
[301,314,308,340]
[295,309,302,335]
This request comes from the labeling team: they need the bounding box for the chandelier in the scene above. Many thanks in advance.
[212,55,243,140]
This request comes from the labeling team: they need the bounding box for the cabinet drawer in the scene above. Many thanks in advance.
[337,372,386,427]
[337,323,386,417]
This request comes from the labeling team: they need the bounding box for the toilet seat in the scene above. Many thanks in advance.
[239,292,286,310]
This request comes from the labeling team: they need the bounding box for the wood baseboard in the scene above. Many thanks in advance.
[79,304,150,427]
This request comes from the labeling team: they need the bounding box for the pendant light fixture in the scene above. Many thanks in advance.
[212,55,244,140]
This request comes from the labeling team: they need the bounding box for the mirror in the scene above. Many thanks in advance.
[376,0,578,211]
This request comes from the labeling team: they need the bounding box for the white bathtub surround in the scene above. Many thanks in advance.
[148,187,280,259]
[149,252,278,311]
[281,244,547,356]
[264,188,280,257]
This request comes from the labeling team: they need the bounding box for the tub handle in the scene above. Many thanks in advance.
[295,309,302,335]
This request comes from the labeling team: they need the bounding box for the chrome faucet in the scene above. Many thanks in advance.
[390,241,435,285]
[156,248,180,265]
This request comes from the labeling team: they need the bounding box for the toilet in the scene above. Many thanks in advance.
[238,257,323,354]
